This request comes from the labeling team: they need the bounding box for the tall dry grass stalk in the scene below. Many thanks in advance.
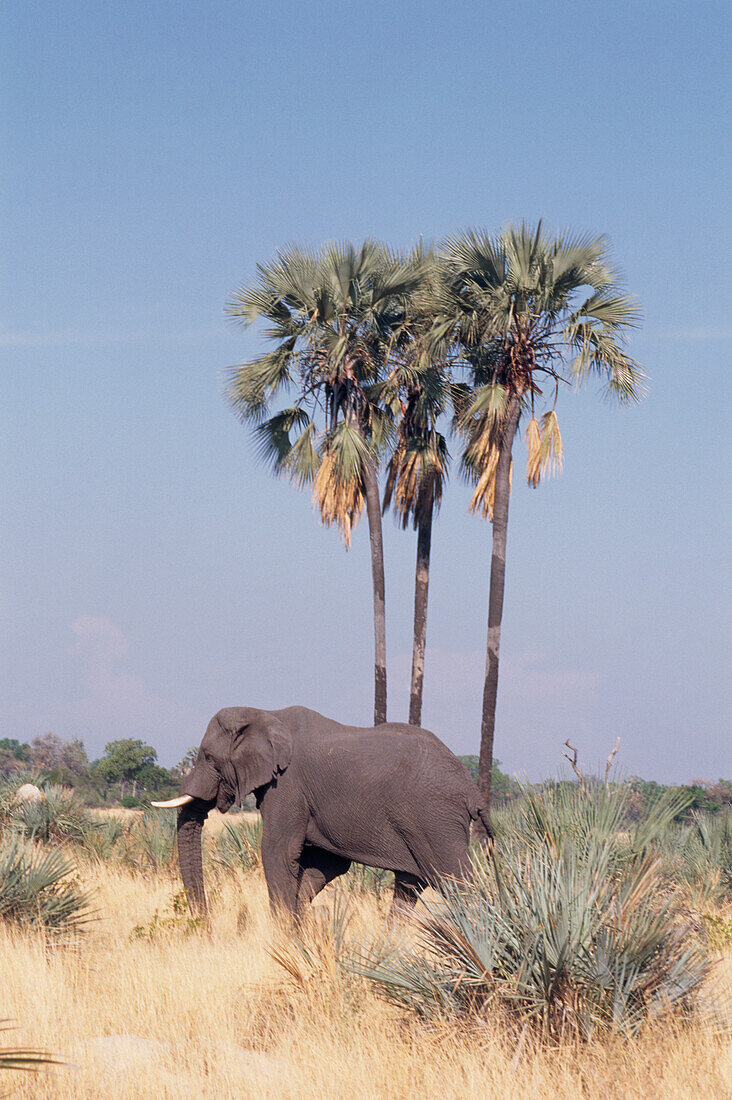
[1,854,730,1099]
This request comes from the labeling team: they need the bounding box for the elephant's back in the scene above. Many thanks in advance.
[315,723,477,802]
[273,706,482,811]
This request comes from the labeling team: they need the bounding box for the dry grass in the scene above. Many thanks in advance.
[91,807,257,832]
[2,855,730,1099]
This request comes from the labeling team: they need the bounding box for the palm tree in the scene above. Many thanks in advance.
[380,330,450,727]
[226,240,426,725]
[438,222,645,805]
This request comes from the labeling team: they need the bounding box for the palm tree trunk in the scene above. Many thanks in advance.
[478,394,522,806]
[409,497,434,726]
[362,455,388,725]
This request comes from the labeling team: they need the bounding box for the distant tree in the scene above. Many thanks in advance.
[0,739,31,776]
[458,756,517,803]
[61,738,89,777]
[28,733,65,771]
[95,739,160,798]
[136,762,174,792]
[171,747,199,782]
[29,734,89,781]
[625,776,668,821]
[678,780,732,817]
[705,779,732,807]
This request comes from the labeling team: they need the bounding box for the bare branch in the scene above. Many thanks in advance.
[562,739,586,787]
[604,737,621,787]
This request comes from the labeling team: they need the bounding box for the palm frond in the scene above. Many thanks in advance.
[571,328,648,404]
[441,229,507,290]
[468,444,501,519]
[525,416,541,487]
[226,343,296,423]
[252,408,311,476]
[466,382,508,426]
[284,421,320,488]
[503,220,546,290]
[567,291,642,336]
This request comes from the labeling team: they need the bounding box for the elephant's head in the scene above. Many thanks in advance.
[152,708,291,914]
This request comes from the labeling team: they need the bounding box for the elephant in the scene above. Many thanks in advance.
[153,705,492,922]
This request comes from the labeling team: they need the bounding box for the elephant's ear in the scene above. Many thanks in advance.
[233,713,292,794]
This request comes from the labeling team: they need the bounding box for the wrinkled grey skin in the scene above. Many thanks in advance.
[176,705,493,922]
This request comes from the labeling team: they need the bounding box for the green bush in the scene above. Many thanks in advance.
[350,782,719,1042]
[120,811,177,874]
[0,835,93,936]
[10,785,96,847]
[130,891,203,941]
[353,847,712,1041]
[702,913,732,951]
[657,809,732,903]
[211,817,262,876]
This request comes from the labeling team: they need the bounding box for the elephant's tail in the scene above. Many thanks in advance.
[473,804,494,848]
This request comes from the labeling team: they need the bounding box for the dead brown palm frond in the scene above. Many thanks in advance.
[525,410,564,487]
[267,938,315,989]
[383,438,447,530]
[525,416,542,488]
[539,410,563,476]
[469,443,501,519]
[312,450,364,548]
[465,417,513,520]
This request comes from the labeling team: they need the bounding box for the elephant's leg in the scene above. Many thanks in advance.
[297,846,351,907]
[387,872,426,927]
[260,829,303,918]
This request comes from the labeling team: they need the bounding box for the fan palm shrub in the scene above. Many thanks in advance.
[10,785,95,847]
[502,779,692,862]
[436,224,645,802]
[120,811,177,874]
[210,817,263,876]
[657,809,732,904]
[78,813,129,863]
[352,841,713,1042]
[350,780,722,1041]
[0,835,93,935]
[227,241,428,724]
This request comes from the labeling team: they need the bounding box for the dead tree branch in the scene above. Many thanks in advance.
[562,739,586,788]
[604,737,621,787]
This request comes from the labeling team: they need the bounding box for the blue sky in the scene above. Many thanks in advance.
[2,1,730,781]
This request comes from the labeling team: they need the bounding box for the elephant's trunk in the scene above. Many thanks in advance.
[177,802,210,915]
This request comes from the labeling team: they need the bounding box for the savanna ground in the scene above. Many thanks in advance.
[2,806,730,1100]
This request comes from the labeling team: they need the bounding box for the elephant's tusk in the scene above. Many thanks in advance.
[150,794,195,809]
